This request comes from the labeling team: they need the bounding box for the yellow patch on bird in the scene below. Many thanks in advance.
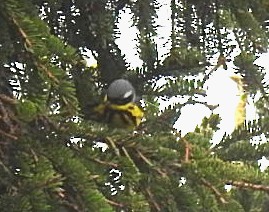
[108,102,144,128]
[93,101,144,129]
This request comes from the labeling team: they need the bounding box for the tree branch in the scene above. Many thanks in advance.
[92,158,118,168]
[227,180,269,192]
[11,17,59,84]
[136,150,167,178]
[121,146,140,174]
[201,178,228,204]
[145,187,161,211]
[105,198,124,208]
[106,137,120,156]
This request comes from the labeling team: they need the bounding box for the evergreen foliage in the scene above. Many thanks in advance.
[1,0,269,211]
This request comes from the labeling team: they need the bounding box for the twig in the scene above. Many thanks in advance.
[61,200,80,212]
[105,198,124,207]
[35,62,60,84]
[202,53,228,84]
[202,64,219,84]
[38,175,66,189]
[145,187,161,211]
[30,148,39,162]
[170,162,182,169]
[185,141,190,163]
[106,137,120,156]
[136,150,154,166]
[92,158,118,168]
[0,129,18,140]
[0,160,13,176]
[227,180,269,192]
[0,94,17,104]
[136,150,167,177]
[201,178,228,204]
[119,132,141,144]
[122,146,140,174]
[12,17,32,49]
[11,17,59,84]
[55,187,65,198]
[182,137,191,163]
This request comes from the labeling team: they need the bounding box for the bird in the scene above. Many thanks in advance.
[93,79,144,129]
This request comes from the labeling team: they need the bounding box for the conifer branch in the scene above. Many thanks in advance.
[105,198,124,207]
[11,17,59,84]
[122,146,141,174]
[92,158,118,168]
[106,137,120,156]
[137,149,154,166]
[121,146,131,159]
[38,175,65,189]
[227,180,269,192]
[11,17,32,49]
[136,150,167,177]
[145,187,161,211]
[201,178,228,204]
[118,133,141,147]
